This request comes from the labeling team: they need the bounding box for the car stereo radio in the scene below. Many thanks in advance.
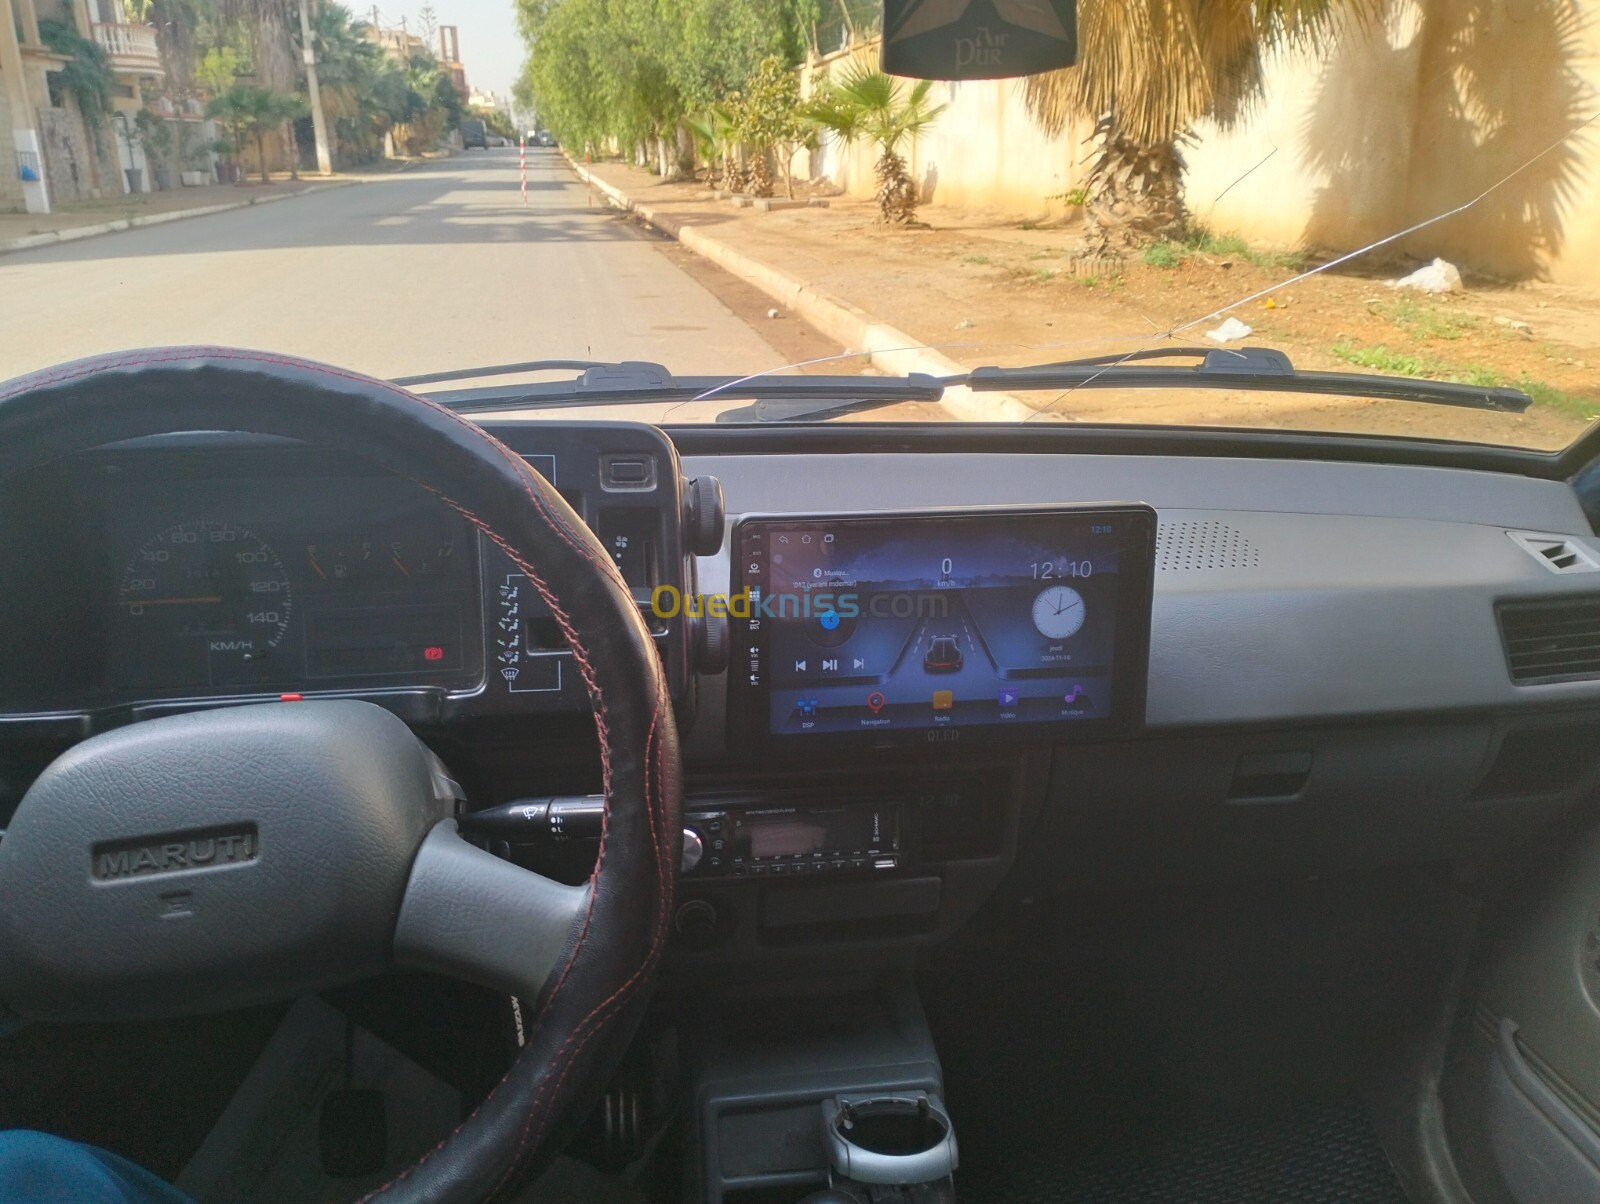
[726,505,1156,752]
[681,804,899,879]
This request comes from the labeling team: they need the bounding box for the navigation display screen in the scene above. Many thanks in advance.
[731,507,1155,749]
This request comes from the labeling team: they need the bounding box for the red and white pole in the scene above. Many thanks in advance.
[520,137,527,207]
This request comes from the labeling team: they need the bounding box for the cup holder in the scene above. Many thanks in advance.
[820,1092,958,1186]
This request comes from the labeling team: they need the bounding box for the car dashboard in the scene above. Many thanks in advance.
[6,419,1600,974]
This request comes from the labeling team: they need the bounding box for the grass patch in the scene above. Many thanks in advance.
[962,254,990,265]
[1330,342,1596,418]
[1515,377,1596,419]
[1142,242,1185,268]
[1184,226,1304,270]
[1186,230,1249,257]
[1330,343,1437,377]
[1374,296,1478,341]
[1071,274,1125,290]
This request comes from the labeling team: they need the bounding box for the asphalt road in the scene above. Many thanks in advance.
[0,149,791,385]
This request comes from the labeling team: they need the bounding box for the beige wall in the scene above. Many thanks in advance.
[802,46,1091,218]
[807,1,1600,285]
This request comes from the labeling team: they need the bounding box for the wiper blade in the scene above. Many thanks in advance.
[964,347,1532,414]
[392,360,618,388]
[721,346,1531,424]
[402,348,1531,422]
[415,361,945,414]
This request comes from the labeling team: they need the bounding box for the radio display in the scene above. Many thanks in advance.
[733,808,887,860]
[730,506,1155,749]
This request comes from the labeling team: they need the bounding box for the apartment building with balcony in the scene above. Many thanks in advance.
[2,0,176,212]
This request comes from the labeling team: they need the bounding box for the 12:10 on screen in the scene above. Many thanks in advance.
[1031,560,1092,579]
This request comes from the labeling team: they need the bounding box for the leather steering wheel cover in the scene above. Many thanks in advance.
[0,347,681,1202]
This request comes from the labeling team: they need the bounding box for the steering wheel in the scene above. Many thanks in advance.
[0,348,682,1201]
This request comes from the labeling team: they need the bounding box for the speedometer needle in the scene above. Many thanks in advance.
[123,595,223,606]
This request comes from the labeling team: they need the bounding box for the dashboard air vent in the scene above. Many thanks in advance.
[1155,520,1259,572]
[1499,597,1600,683]
[1508,531,1600,574]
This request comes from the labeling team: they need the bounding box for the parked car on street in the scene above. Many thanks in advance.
[460,119,487,149]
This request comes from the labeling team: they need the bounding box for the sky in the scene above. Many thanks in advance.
[372,0,525,100]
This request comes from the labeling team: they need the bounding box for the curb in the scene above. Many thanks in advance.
[565,156,1032,422]
[0,179,360,257]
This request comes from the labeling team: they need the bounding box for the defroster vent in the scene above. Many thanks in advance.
[1155,520,1259,572]
[1499,596,1600,683]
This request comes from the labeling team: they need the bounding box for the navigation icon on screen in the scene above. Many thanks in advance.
[866,692,886,714]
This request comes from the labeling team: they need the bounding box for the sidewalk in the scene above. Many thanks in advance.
[568,155,1598,446]
[0,176,359,255]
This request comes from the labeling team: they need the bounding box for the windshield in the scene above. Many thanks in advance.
[1,0,1596,450]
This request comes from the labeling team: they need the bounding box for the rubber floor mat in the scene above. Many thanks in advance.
[953,1095,1408,1204]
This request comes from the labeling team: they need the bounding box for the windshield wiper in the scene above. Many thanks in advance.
[731,346,1532,424]
[964,347,1532,413]
[401,348,1531,423]
[408,360,945,414]
[393,360,617,388]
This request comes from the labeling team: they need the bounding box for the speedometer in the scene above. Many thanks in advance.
[119,521,293,670]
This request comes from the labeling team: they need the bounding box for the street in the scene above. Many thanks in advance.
[0,150,793,384]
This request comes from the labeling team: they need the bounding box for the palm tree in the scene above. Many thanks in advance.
[1024,0,1380,256]
[808,64,945,223]
[686,105,742,188]
[207,84,306,182]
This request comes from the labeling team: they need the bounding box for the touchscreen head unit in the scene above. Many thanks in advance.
[728,505,1155,750]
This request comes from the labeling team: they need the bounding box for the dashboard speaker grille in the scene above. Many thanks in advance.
[1498,596,1600,683]
[1155,520,1259,571]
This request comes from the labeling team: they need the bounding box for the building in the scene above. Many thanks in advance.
[437,25,466,98]
[1,0,60,212]
[2,0,177,212]
[467,89,513,122]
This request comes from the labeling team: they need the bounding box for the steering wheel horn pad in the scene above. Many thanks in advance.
[0,347,682,1202]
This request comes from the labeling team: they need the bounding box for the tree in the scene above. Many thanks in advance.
[207,84,307,182]
[686,104,742,188]
[731,55,812,197]
[808,64,944,223]
[296,4,411,165]
[516,0,817,162]
[1023,0,1379,256]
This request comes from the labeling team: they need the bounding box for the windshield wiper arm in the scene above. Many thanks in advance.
[725,346,1530,424]
[964,346,1532,414]
[392,360,618,388]
[401,348,1531,422]
[415,361,946,414]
